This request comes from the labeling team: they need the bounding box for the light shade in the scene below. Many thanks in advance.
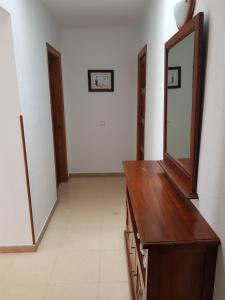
[174,0,190,29]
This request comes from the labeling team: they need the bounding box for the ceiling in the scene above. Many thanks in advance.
[41,0,148,27]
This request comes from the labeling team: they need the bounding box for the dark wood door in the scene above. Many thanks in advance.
[137,45,147,160]
[47,43,68,186]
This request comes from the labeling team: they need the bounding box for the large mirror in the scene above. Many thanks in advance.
[160,13,204,199]
[167,31,195,174]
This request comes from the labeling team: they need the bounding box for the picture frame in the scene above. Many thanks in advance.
[168,67,181,89]
[88,70,114,92]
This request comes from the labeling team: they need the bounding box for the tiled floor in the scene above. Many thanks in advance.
[0,177,130,300]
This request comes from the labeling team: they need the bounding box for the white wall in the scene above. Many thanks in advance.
[0,8,31,245]
[139,0,225,299]
[61,26,138,174]
[138,1,166,160]
[0,0,60,241]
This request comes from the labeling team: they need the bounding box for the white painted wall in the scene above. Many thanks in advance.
[0,0,60,241]
[0,8,31,245]
[61,26,138,174]
[139,1,225,299]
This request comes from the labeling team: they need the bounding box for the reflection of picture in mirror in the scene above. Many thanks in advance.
[168,67,181,89]
[166,32,195,174]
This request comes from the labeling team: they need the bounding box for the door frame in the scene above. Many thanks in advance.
[47,43,68,186]
[137,45,147,160]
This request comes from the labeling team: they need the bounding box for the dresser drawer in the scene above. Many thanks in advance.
[129,233,136,274]
[126,199,133,234]
[136,264,145,300]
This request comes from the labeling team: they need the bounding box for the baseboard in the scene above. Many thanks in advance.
[0,245,36,253]
[0,199,59,254]
[69,172,124,178]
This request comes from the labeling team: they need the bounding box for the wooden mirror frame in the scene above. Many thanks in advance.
[160,13,204,199]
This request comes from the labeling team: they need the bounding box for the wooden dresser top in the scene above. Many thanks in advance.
[123,161,220,248]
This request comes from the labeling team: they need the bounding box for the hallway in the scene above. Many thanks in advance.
[0,177,130,300]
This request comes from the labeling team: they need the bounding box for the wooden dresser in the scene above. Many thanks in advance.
[124,161,220,300]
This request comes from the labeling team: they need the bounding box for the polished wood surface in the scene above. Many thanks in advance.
[124,160,220,300]
[47,43,68,186]
[137,45,147,160]
[163,13,204,199]
[124,161,220,247]
[159,158,196,199]
[178,157,191,173]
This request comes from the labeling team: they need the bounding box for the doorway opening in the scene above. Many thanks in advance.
[47,43,68,186]
[137,45,147,160]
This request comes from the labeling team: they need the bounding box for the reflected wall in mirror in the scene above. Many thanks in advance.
[167,32,195,174]
[160,13,204,199]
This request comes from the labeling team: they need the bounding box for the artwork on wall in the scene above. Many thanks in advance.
[168,67,181,89]
[88,70,114,92]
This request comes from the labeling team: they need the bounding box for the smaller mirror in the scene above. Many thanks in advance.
[160,13,204,199]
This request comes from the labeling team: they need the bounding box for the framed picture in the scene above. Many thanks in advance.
[168,67,181,89]
[88,70,114,92]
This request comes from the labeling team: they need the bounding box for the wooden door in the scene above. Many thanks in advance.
[137,45,147,160]
[47,43,68,186]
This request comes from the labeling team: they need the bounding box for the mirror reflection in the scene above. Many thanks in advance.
[166,32,195,174]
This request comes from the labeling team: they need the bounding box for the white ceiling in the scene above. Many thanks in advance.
[41,0,148,27]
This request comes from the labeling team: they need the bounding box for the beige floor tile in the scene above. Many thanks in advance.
[51,251,100,285]
[63,196,102,213]
[70,208,102,222]
[62,229,101,252]
[57,195,88,210]
[103,183,126,194]
[46,283,98,300]
[101,194,126,214]
[103,176,125,187]
[68,180,104,197]
[102,201,126,214]
[101,212,126,232]
[100,250,128,283]
[67,216,102,236]
[99,283,131,300]
[0,282,10,300]
[101,227,124,251]
[1,177,129,299]
[47,209,71,230]
[4,252,57,287]
[6,286,47,300]
[0,254,16,281]
[37,228,66,254]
